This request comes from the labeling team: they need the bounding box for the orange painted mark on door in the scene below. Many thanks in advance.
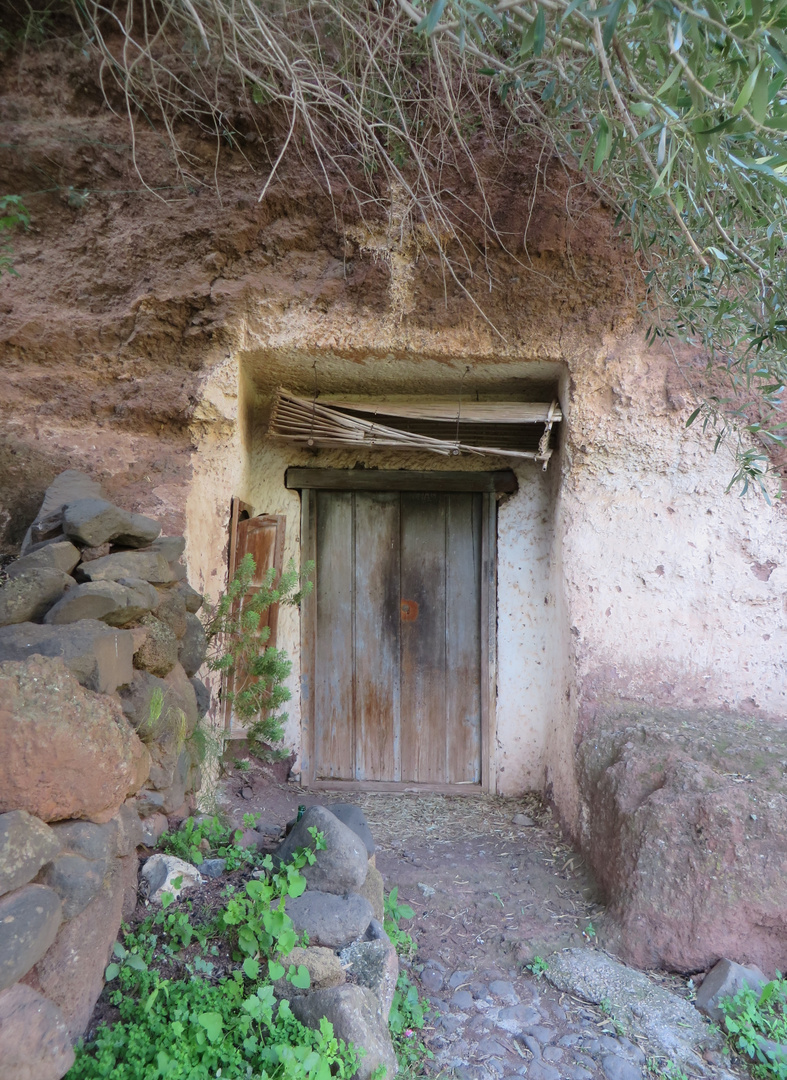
[400,599,419,621]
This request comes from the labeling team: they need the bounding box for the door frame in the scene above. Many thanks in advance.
[289,470,510,794]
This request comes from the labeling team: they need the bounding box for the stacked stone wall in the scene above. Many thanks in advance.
[0,470,209,1077]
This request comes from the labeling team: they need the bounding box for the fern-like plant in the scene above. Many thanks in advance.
[201,553,312,756]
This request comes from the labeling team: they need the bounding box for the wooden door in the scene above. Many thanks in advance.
[224,500,286,735]
[307,489,486,788]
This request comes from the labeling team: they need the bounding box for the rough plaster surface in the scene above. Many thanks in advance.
[2,41,785,826]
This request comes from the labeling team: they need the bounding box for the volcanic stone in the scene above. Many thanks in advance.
[38,854,107,920]
[179,613,207,676]
[358,865,385,922]
[284,890,373,950]
[133,614,178,676]
[63,497,160,549]
[81,550,173,584]
[695,958,767,1022]
[43,580,156,626]
[0,983,75,1080]
[276,806,369,895]
[191,676,210,717]
[0,570,72,627]
[0,619,134,695]
[330,803,375,856]
[0,884,62,990]
[22,855,137,1037]
[50,820,116,862]
[21,470,102,556]
[155,588,188,639]
[0,656,149,823]
[291,985,398,1080]
[6,541,81,579]
[176,582,204,613]
[339,935,399,1020]
[151,536,186,562]
[0,811,62,898]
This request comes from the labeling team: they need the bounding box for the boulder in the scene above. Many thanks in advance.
[0,811,62,897]
[81,550,172,584]
[176,582,204,614]
[43,580,156,627]
[358,865,385,923]
[276,806,369,895]
[151,536,186,562]
[0,656,150,823]
[0,884,62,991]
[275,945,345,995]
[0,569,72,627]
[0,983,75,1080]
[291,985,398,1080]
[285,890,374,950]
[140,853,201,903]
[695,958,767,1023]
[137,791,167,820]
[201,858,227,879]
[21,854,137,1038]
[133,614,178,676]
[0,619,134,694]
[38,853,108,920]
[339,935,399,1020]
[164,663,200,733]
[6,541,81,579]
[330,804,375,856]
[576,707,787,974]
[63,497,160,549]
[21,470,102,556]
[155,589,188,639]
[179,613,207,676]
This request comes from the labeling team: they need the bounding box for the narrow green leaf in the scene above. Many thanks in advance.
[686,407,702,427]
[602,0,625,48]
[751,64,770,124]
[533,7,546,56]
[655,64,682,98]
[416,0,448,36]
[733,64,760,116]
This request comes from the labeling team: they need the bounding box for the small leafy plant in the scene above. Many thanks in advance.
[721,975,787,1079]
[383,886,415,958]
[388,972,434,1074]
[0,195,29,278]
[527,955,550,979]
[160,812,262,871]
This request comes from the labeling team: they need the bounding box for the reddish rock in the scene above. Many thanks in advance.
[576,708,787,975]
[0,983,74,1080]
[22,854,138,1038]
[0,656,150,824]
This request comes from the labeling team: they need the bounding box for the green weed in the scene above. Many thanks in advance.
[721,975,787,1079]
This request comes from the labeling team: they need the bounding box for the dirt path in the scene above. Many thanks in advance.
[214,756,746,1080]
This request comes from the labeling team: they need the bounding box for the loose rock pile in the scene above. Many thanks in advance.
[0,470,209,1079]
[141,803,400,1080]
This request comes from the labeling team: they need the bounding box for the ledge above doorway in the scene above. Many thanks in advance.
[285,468,518,494]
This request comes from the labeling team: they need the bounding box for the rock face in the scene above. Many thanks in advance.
[277,806,369,895]
[576,707,787,975]
[0,983,75,1080]
[0,656,149,823]
[0,812,61,897]
[0,619,134,694]
[0,885,63,991]
[291,985,398,1080]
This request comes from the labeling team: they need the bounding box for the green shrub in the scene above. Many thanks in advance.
[722,975,787,1079]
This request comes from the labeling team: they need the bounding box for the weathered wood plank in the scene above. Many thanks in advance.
[445,493,482,784]
[313,491,354,780]
[353,493,400,782]
[286,469,517,494]
[400,492,447,784]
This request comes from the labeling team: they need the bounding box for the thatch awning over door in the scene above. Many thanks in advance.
[268,389,562,468]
